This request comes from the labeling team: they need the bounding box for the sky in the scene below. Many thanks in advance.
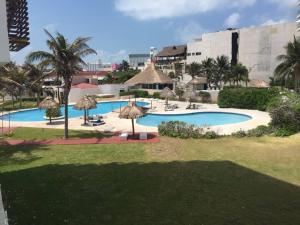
[11,0,298,64]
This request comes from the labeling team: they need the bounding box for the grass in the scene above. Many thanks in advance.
[1,99,38,111]
[0,129,300,225]
[5,127,112,140]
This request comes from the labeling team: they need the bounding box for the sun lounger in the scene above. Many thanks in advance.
[119,132,129,140]
[87,119,105,127]
[139,132,148,140]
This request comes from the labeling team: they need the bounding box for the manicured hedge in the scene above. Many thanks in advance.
[120,90,149,98]
[218,87,279,111]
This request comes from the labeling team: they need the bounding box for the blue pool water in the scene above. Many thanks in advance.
[3,101,149,122]
[137,112,252,127]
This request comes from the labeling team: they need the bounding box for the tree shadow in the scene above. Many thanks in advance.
[0,161,300,225]
[0,144,49,166]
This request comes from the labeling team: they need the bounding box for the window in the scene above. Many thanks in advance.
[196,52,201,55]
[192,53,195,56]
[187,53,191,56]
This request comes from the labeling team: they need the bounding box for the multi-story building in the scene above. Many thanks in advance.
[187,22,297,82]
[0,0,30,65]
[128,53,150,69]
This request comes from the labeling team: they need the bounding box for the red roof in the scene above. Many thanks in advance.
[72,83,99,89]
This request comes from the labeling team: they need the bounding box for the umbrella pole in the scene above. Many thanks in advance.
[50,116,52,124]
[84,110,87,125]
[131,119,135,135]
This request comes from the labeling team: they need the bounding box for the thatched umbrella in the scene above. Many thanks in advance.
[183,88,197,108]
[187,77,207,91]
[119,102,145,135]
[74,96,97,125]
[160,87,175,106]
[39,96,59,124]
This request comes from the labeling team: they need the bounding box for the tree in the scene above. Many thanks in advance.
[119,60,130,72]
[213,55,231,89]
[174,62,183,80]
[27,30,96,139]
[1,63,27,107]
[188,62,202,78]
[24,63,46,105]
[275,36,300,92]
[201,58,215,89]
[231,63,249,86]
[175,85,185,100]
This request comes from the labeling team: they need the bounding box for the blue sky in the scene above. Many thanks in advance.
[11,0,298,64]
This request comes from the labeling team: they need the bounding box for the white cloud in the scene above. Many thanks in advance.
[268,0,297,8]
[176,22,206,43]
[261,19,287,26]
[115,0,256,20]
[96,49,128,63]
[225,13,241,27]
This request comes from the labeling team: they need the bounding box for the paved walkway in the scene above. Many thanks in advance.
[0,133,159,146]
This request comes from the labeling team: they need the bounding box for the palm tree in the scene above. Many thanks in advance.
[24,63,46,106]
[1,63,26,107]
[27,30,96,139]
[214,55,231,89]
[275,36,300,91]
[201,58,215,89]
[231,63,249,86]
[174,62,183,80]
[188,62,202,78]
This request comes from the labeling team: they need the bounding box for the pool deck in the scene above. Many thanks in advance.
[1,99,271,135]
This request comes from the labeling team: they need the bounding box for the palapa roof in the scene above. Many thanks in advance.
[187,77,207,86]
[119,102,145,119]
[156,45,187,57]
[74,96,97,110]
[39,97,59,109]
[160,87,175,99]
[125,64,173,85]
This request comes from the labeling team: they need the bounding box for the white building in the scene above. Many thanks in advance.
[0,0,10,65]
[187,22,297,82]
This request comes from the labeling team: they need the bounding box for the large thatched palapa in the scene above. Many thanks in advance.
[125,64,173,90]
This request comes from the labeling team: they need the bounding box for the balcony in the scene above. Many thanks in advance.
[6,0,30,51]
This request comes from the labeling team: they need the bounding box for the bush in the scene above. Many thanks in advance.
[268,93,300,132]
[218,87,280,111]
[158,121,204,139]
[274,127,297,137]
[120,90,149,98]
[152,92,161,99]
[204,131,219,139]
[232,130,247,138]
[46,107,62,118]
[199,91,212,103]
[247,125,274,137]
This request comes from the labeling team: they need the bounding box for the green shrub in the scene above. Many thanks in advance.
[232,130,247,138]
[218,87,280,111]
[158,121,204,139]
[247,125,274,137]
[46,107,62,118]
[204,131,219,139]
[274,127,297,137]
[120,90,149,98]
[152,92,161,99]
[268,93,300,132]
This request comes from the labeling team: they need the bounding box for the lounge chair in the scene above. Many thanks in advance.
[139,132,148,140]
[119,132,129,140]
[87,119,105,127]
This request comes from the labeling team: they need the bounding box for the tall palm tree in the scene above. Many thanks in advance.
[275,36,300,91]
[214,55,231,89]
[26,30,96,139]
[231,63,249,86]
[201,58,215,89]
[24,63,47,106]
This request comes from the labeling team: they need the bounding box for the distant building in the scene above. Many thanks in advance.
[83,59,114,72]
[156,45,187,65]
[0,0,30,65]
[128,54,150,69]
[297,0,300,31]
[187,22,297,82]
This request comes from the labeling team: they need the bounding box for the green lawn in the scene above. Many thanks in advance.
[1,129,300,225]
[1,99,38,111]
[5,127,112,140]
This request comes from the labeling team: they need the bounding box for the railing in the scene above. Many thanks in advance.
[0,185,9,225]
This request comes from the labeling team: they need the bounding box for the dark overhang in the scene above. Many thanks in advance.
[6,0,30,51]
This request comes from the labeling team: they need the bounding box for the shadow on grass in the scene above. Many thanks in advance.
[1,161,300,225]
[0,144,49,166]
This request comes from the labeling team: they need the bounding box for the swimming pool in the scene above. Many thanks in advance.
[137,112,252,127]
[2,101,149,122]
